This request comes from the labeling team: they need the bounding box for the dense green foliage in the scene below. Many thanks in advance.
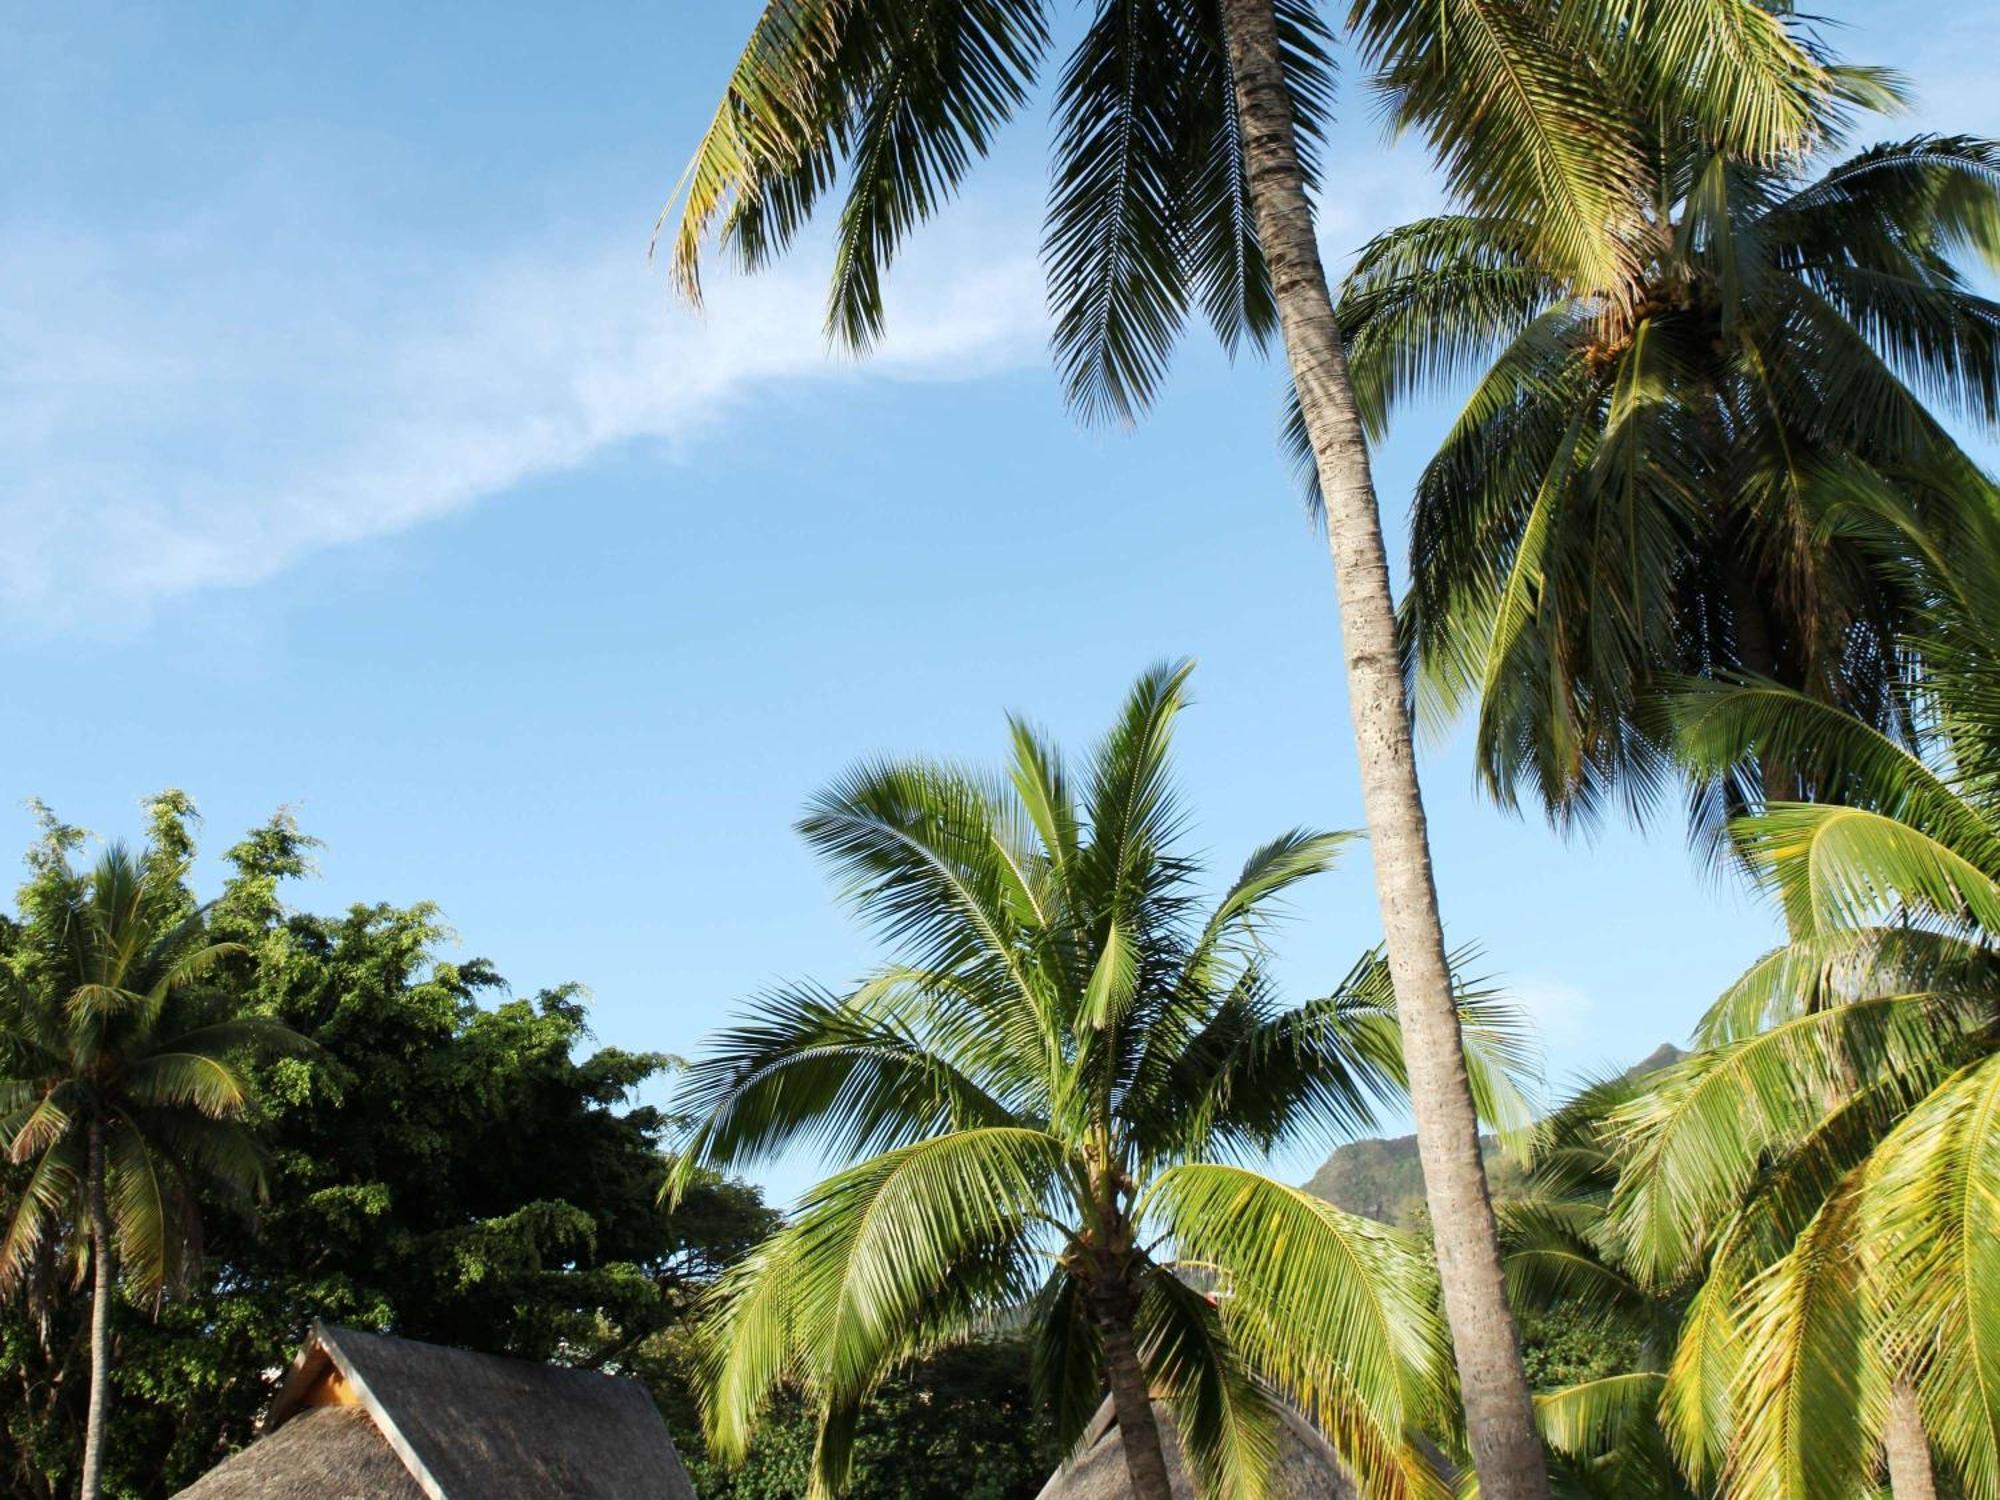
[1608,477,2000,1498]
[0,799,773,1500]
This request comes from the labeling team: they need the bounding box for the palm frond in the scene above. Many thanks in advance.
[662,0,1047,349]
[1860,1052,2000,1499]
[1355,0,1646,286]
[1143,1163,1452,1458]
[667,978,1024,1199]
[1609,993,1971,1286]
[1535,1371,1667,1462]
[0,1136,81,1295]
[1140,1267,1282,1500]
[1553,0,1825,162]
[1722,1181,1883,1500]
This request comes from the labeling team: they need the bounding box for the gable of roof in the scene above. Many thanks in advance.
[1034,1397,1357,1500]
[174,1404,427,1500]
[304,1325,698,1500]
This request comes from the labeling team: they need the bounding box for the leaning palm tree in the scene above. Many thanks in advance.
[1604,476,2000,1498]
[1331,113,2000,834]
[0,836,298,1500]
[661,8,1832,1491]
[667,661,1537,1500]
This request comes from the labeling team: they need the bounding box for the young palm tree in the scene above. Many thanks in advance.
[661,7,1830,1492]
[1329,117,2000,833]
[1603,478,2000,1498]
[0,835,298,1500]
[666,661,1537,1500]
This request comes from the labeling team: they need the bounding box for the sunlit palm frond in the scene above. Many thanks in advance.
[1661,1259,1746,1491]
[664,0,1047,348]
[1535,1371,1666,1465]
[123,1052,250,1118]
[1140,1268,1283,1500]
[1721,1181,1883,1500]
[1354,0,1647,287]
[1553,0,1825,162]
[1609,993,1971,1286]
[1145,1164,1451,1455]
[1737,802,2000,939]
[1859,1052,2000,1499]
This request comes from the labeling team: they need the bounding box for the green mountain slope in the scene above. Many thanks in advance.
[1302,1043,1686,1227]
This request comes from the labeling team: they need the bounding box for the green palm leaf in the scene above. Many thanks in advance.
[1860,1053,2000,1500]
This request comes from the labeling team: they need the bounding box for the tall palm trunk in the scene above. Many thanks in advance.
[1883,1377,1938,1500]
[1217,3,1547,1495]
[1095,1287,1175,1500]
[79,1119,114,1500]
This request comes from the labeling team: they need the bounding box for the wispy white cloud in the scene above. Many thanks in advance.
[0,208,1043,631]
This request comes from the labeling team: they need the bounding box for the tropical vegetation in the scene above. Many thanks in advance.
[666,661,1535,1500]
[11,5,2000,1500]
[1602,475,2000,1500]
[0,798,774,1500]
[659,2,1834,1484]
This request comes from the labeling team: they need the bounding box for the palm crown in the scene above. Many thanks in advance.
[1,830,297,1299]
[1329,111,2000,830]
[1600,478,2000,1497]
[668,662,1534,1499]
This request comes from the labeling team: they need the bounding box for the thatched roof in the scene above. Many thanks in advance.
[177,1405,425,1500]
[173,1323,698,1500]
[1035,1397,1358,1500]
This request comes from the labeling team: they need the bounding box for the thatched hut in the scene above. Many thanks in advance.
[173,1323,698,1499]
[1035,1398,1358,1500]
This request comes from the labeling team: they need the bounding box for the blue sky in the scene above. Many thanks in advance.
[4,0,1996,1204]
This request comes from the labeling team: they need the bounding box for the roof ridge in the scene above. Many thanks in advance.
[310,1323,447,1500]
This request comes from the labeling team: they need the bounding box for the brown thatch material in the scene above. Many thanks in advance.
[1036,1398,1358,1500]
[172,1323,699,1500]
[175,1405,425,1499]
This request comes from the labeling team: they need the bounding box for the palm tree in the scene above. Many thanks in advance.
[1332,101,2000,1498]
[0,835,299,1500]
[1602,477,2000,1498]
[666,661,1537,1500]
[1329,115,2000,834]
[661,8,1832,1492]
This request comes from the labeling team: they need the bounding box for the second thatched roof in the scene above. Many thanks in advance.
[1035,1397,1358,1500]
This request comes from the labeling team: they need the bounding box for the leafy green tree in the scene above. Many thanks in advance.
[1604,478,2000,1498]
[669,662,1535,1500]
[0,802,301,1500]
[1330,104,2000,834]
[661,8,1829,1490]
